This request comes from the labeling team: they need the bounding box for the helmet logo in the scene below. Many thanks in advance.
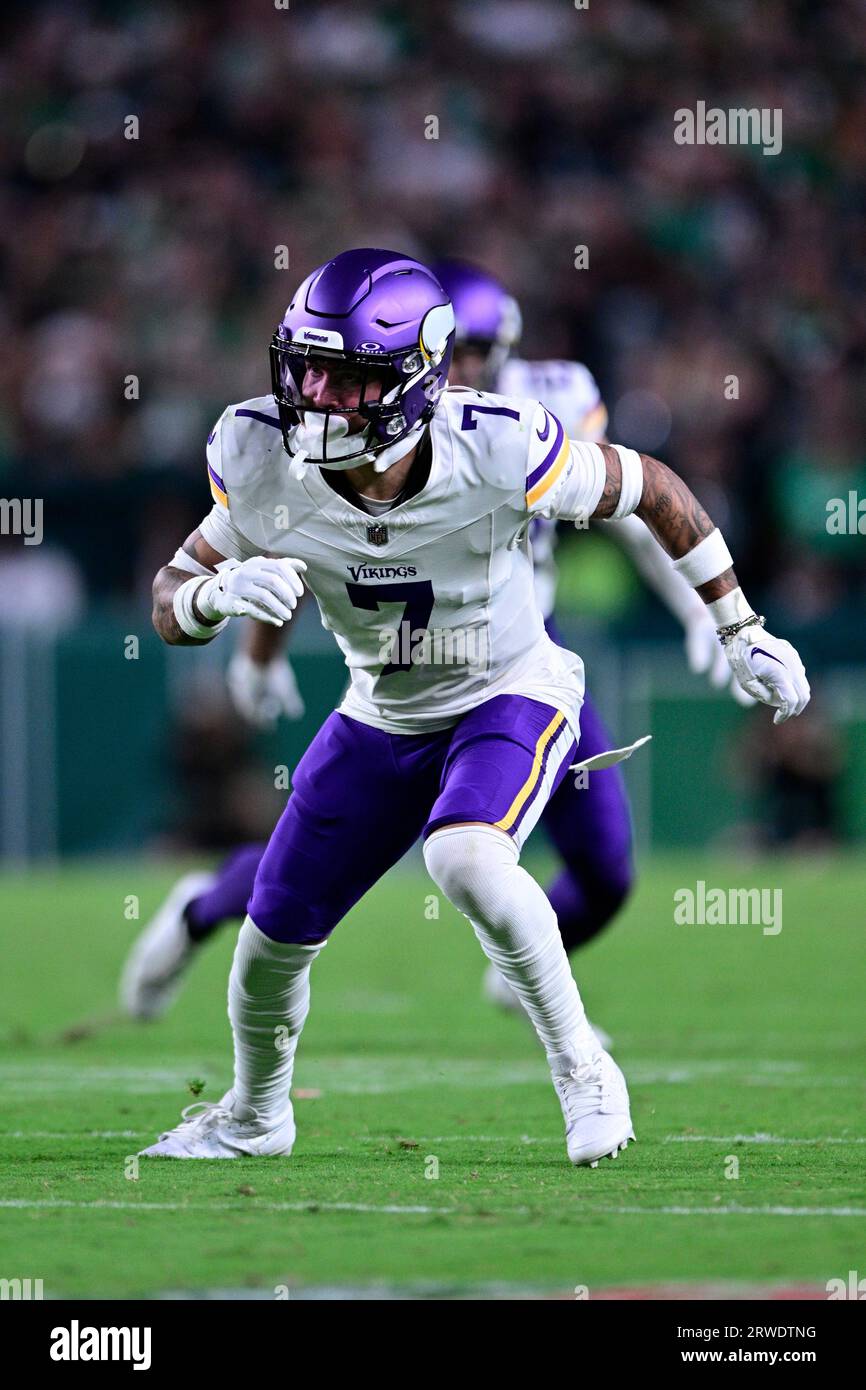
[297,326,344,348]
[357,341,385,352]
[418,302,456,364]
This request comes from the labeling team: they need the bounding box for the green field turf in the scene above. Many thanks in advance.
[0,854,863,1299]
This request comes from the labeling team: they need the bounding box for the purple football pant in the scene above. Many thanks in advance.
[185,843,266,942]
[539,689,634,951]
[187,641,634,952]
[540,615,634,950]
[247,694,577,943]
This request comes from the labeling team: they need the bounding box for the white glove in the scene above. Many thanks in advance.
[684,608,757,706]
[197,556,306,628]
[724,624,811,724]
[227,652,305,729]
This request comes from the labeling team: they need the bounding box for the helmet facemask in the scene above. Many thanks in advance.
[269,335,446,472]
[271,252,456,472]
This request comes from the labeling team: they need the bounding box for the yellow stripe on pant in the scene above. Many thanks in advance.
[494,711,566,833]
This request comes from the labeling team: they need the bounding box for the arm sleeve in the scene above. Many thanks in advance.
[524,403,607,520]
[599,513,705,626]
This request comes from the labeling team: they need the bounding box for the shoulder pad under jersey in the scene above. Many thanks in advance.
[438,388,571,513]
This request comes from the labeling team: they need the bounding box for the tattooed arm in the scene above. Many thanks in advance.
[583,442,810,721]
[152,530,226,646]
[592,445,738,605]
[532,428,808,719]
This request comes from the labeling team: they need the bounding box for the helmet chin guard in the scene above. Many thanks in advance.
[284,414,427,477]
[270,248,455,472]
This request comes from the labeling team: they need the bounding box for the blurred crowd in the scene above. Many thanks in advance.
[2,0,865,663]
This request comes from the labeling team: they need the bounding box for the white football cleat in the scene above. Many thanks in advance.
[483,965,614,1050]
[139,1092,295,1159]
[552,1048,635,1167]
[119,871,215,1020]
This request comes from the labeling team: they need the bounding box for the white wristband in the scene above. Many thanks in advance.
[706,587,755,629]
[610,445,643,519]
[169,547,215,579]
[173,576,229,641]
[671,528,733,587]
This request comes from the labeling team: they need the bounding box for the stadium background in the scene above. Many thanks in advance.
[1,0,865,1306]
[0,2,861,856]
[1,0,865,860]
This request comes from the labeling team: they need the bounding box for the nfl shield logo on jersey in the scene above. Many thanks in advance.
[367,523,389,546]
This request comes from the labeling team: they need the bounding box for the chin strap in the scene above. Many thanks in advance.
[287,450,308,481]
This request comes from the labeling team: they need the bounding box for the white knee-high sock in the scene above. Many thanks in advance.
[423,825,599,1072]
[227,915,324,1124]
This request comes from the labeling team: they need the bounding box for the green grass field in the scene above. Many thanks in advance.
[1,854,863,1299]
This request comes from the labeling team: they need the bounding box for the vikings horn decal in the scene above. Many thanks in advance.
[419,302,457,365]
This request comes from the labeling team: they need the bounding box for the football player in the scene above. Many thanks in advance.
[121,263,749,1037]
[138,248,809,1165]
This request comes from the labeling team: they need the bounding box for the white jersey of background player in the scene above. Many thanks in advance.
[499,355,607,620]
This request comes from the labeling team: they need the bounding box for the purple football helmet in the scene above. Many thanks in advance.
[430,259,522,388]
[270,248,455,469]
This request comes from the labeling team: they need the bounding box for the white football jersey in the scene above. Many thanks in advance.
[198,388,606,737]
[496,357,607,618]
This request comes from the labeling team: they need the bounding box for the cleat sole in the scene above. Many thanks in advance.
[575,1132,636,1169]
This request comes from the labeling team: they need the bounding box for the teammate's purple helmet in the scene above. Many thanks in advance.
[270,248,455,469]
[430,259,522,387]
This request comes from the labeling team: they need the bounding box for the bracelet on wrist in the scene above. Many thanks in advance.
[716,613,765,645]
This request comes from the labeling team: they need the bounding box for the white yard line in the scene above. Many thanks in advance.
[153,1279,830,1301]
[594,1204,866,1217]
[0,1130,146,1140]
[152,1281,553,1300]
[1,1057,862,1096]
[1,1198,863,1218]
[0,1130,559,1145]
[0,1198,458,1216]
[664,1133,866,1145]
[3,1129,862,1148]
[356,1134,561,1145]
